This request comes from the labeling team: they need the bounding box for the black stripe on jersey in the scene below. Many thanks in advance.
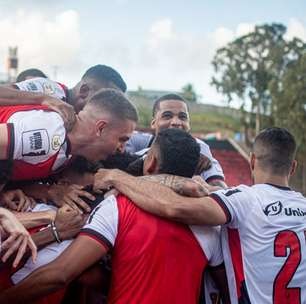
[265,183,292,191]
[206,175,225,183]
[80,228,113,250]
[209,193,232,224]
[6,123,15,159]
[238,281,251,304]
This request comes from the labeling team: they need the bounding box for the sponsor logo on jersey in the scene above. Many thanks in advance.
[51,135,62,150]
[263,201,283,216]
[22,129,49,157]
[263,201,306,217]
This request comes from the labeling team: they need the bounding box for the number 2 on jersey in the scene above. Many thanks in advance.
[273,230,301,304]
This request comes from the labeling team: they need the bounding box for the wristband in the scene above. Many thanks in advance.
[50,221,61,243]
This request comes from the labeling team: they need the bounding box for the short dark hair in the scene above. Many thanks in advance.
[254,127,297,175]
[153,128,200,178]
[82,65,127,93]
[16,68,47,82]
[88,88,138,123]
[152,93,187,117]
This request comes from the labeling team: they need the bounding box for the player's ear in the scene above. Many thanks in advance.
[143,148,159,175]
[95,120,108,137]
[289,160,297,177]
[250,152,255,171]
[151,118,156,129]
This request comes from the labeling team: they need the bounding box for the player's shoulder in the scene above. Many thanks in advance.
[126,131,154,153]
[131,131,153,140]
[216,184,252,197]
[15,77,67,100]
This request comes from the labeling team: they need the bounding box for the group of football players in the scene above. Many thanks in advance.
[0,65,305,304]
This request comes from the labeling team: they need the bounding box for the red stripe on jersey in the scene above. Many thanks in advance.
[227,228,245,299]
[56,82,69,101]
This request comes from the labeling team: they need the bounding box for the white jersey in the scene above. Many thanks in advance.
[14,77,68,101]
[126,131,225,183]
[211,183,306,304]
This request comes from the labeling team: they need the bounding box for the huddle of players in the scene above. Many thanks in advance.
[0,65,305,304]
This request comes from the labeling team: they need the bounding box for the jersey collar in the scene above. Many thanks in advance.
[265,183,292,191]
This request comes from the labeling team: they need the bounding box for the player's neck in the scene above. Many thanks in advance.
[255,172,289,188]
[66,117,89,153]
[67,88,76,106]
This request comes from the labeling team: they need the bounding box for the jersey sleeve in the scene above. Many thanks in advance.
[196,139,225,183]
[14,77,67,100]
[80,195,119,251]
[190,225,223,267]
[7,110,66,164]
[125,132,154,154]
[210,185,253,228]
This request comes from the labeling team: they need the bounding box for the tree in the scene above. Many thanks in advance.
[270,54,306,193]
[211,23,306,139]
[181,83,197,103]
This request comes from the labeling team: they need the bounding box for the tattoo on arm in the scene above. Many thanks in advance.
[140,175,193,195]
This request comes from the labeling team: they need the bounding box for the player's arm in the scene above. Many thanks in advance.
[0,84,75,130]
[0,85,50,105]
[5,205,85,267]
[14,210,55,229]
[0,234,108,303]
[94,169,228,225]
[0,123,10,160]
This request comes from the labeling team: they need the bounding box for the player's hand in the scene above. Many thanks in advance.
[48,184,94,213]
[42,96,76,132]
[195,155,212,174]
[192,176,222,193]
[0,207,37,268]
[0,189,36,212]
[93,169,120,193]
[54,205,87,240]
[173,177,210,197]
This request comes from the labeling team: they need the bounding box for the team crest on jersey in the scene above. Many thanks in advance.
[52,135,62,150]
[22,129,49,157]
[43,82,55,95]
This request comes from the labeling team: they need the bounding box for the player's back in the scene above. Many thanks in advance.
[108,194,207,304]
[217,183,306,303]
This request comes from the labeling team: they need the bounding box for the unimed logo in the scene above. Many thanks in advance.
[263,201,306,217]
[263,201,282,216]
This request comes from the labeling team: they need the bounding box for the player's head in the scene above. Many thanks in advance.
[143,128,200,178]
[71,65,127,112]
[16,68,47,82]
[151,94,190,135]
[72,88,137,162]
[251,127,297,180]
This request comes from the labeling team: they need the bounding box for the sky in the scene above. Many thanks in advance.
[0,0,305,106]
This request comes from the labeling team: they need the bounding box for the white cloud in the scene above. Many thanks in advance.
[286,18,306,41]
[131,19,257,103]
[0,9,81,80]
